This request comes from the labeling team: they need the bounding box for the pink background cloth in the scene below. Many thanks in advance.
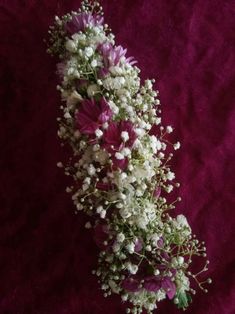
[0,0,234,313]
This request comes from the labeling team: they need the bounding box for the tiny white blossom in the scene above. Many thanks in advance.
[127,263,138,274]
[156,117,161,125]
[100,210,106,219]
[166,126,173,133]
[87,164,96,176]
[117,233,125,242]
[174,141,181,150]
[91,59,98,67]
[166,185,173,193]
[166,171,175,181]
[65,39,77,52]
[115,152,125,160]
[84,47,94,58]
[95,129,103,138]
[85,221,92,229]
[96,206,103,214]
[87,84,99,97]
[126,242,135,254]
[121,131,129,142]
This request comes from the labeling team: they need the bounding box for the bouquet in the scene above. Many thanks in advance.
[47,1,211,313]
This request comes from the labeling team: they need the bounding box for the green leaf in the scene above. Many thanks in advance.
[175,291,192,310]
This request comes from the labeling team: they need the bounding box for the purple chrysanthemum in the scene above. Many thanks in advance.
[97,42,137,77]
[66,12,104,34]
[76,97,113,135]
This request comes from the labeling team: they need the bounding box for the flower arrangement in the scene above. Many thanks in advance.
[47,1,211,313]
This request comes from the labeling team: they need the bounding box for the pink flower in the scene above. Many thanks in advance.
[161,276,176,299]
[134,238,143,252]
[76,97,113,135]
[143,276,161,292]
[122,277,141,292]
[103,121,136,152]
[66,13,104,34]
[143,276,176,299]
[97,43,137,77]
[103,121,137,170]
[153,186,161,198]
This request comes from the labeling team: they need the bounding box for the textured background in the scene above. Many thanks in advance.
[0,0,235,313]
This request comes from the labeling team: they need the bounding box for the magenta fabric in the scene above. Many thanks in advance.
[0,0,235,313]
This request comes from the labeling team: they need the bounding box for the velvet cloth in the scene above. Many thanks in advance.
[0,0,234,313]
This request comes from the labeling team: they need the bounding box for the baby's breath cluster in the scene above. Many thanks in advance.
[48,1,210,312]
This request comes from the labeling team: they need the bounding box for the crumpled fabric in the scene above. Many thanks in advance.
[0,0,234,313]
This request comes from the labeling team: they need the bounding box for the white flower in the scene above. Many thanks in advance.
[87,164,96,176]
[91,59,98,67]
[145,79,153,89]
[156,289,166,301]
[121,131,129,142]
[84,47,94,58]
[108,280,120,294]
[115,152,125,160]
[136,216,148,229]
[108,101,119,115]
[174,215,192,237]
[126,263,138,274]
[113,242,121,253]
[178,256,184,265]
[85,221,92,229]
[117,233,125,242]
[135,128,145,137]
[65,39,77,52]
[121,294,128,301]
[126,242,135,254]
[166,126,173,133]
[156,117,161,125]
[174,141,181,150]
[166,171,175,181]
[150,135,162,153]
[176,215,190,228]
[96,206,103,214]
[87,84,99,97]
[95,129,103,138]
[175,271,190,292]
[166,185,173,193]
[122,147,131,156]
[120,208,131,219]
[100,210,106,219]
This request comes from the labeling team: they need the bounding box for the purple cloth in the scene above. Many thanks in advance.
[0,0,234,313]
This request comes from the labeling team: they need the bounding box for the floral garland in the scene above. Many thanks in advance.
[47,1,211,313]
